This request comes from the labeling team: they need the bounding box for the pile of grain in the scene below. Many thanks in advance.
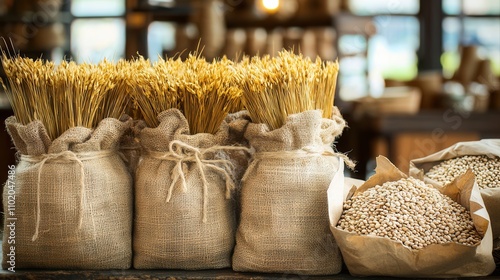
[425,155,500,189]
[337,177,481,250]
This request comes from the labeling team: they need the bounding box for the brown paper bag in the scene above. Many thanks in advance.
[330,156,495,277]
[409,139,500,239]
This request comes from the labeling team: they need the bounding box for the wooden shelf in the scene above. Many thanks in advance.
[0,11,73,24]
[225,12,334,29]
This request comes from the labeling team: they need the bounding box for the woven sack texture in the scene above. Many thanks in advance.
[2,117,133,269]
[134,109,244,269]
[232,109,346,275]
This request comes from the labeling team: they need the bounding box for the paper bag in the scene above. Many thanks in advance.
[409,139,500,239]
[329,156,495,277]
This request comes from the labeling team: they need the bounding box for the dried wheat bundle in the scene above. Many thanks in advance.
[1,56,55,130]
[109,57,153,121]
[130,56,182,128]
[96,59,133,122]
[238,50,339,130]
[1,55,130,140]
[132,54,243,134]
[181,55,243,134]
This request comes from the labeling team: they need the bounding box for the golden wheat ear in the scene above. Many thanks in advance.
[240,50,339,130]
[2,56,130,140]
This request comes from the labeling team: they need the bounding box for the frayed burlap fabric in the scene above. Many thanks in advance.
[2,117,133,269]
[225,110,252,187]
[119,115,146,179]
[134,109,247,269]
[232,109,348,275]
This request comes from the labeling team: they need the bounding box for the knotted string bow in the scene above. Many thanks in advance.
[253,145,355,170]
[146,140,250,223]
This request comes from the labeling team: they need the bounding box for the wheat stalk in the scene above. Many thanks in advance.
[131,54,243,134]
[239,50,339,130]
[130,56,183,128]
[181,55,243,134]
[1,55,130,140]
[95,59,132,122]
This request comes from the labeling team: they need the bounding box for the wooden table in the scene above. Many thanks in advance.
[0,267,499,279]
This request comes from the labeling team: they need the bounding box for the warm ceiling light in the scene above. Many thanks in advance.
[261,0,279,12]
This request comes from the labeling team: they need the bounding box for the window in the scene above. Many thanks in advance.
[71,18,126,63]
[442,0,500,77]
[348,0,419,15]
[71,0,125,17]
[70,0,126,63]
[370,15,419,81]
[147,21,176,62]
[339,0,419,100]
[352,0,420,82]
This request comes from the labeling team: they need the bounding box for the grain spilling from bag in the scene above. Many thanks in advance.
[336,177,481,250]
[425,155,500,189]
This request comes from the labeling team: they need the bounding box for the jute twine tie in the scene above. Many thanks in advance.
[21,150,114,241]
[253,145,355,169]
[146,140,250,223]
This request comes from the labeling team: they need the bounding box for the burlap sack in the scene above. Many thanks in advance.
[134,109,247,269]
[2,117,133,269]
[409,139,500,239]
[330,156,495,277]
[232,109,348,275]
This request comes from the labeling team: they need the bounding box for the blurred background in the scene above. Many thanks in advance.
[0,0,499,180]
